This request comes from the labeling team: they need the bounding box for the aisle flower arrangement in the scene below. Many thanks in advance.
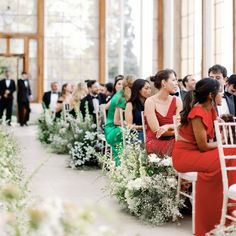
[0,128,116,236]
[37,108,101,167]
[100,132,184,225]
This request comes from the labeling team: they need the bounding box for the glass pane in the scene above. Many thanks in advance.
[18,0,37,15]
[29,40,37,58]
[10,39,24,54]
[18,15,37,33]
[0,38,7,53]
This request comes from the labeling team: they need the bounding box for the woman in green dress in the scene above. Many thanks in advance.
[105,75,136,166]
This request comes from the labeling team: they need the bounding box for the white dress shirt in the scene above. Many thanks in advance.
[217,97,230,116]
[24,80,28,87]
[5,79,10,88]
[92,95,100,114]
[50,92,59,112]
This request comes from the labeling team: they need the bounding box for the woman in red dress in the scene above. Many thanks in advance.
[144,69,182,156]
[172,78,236,236]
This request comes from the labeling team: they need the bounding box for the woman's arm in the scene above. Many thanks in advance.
[114,107,122,126]
[125,102,142,130]
[192,117,217,152]
[144,98,159,133]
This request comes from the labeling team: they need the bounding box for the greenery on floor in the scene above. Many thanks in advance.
[100,133,184,226]
[37,109,101,167]
[0,127,116,236]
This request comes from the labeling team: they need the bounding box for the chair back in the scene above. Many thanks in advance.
[214,120,236,192]
[141,111,147,145]
[119,108,126,147]
[173,115,181,140]
[63,103,70,120]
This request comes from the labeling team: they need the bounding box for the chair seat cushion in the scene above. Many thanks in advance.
[179,172,198,182]
[228,184,236,200]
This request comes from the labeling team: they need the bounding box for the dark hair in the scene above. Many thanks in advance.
[208,64,227,78]
[61,83,68,95]
[128,79,149,110]
[21,71,27,75]
[150,69,176,89]
[227,74,236,89]
[182,74,191,88]
[105,82,114,94]
[114,75,124,93]
[87,80,97,88]
[100,83,105,87]
[180,78,220,125]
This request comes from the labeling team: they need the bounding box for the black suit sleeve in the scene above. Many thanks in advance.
[80,97,86,118]
[42,92,49,109]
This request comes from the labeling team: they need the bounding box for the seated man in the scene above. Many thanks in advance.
[80,80,106,123]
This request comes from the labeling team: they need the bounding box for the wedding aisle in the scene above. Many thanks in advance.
[12,125,191,236]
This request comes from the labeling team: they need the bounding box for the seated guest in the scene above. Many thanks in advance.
[55,83,72,118]
[224,74,236,116]
[80,80,106,122]
[125,79,151,141]
[105,75,136,166]
[70,82,88,117]
[42,82,60,111]
[144,69,182,156]
[208,64,227,90]
[208,64,235,116]
[105,75,124,110]
[172,78,236,236]
[105,82,114,103]
[180,74,196,100]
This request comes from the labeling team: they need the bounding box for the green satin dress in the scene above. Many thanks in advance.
[104,90,126,166]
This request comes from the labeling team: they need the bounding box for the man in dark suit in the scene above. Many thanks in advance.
[208,64,235,116]
[17,72,32,126]
[80,80,106,123]
[0,69,16,125]
[224,74,236,116]
[42,82,60,111]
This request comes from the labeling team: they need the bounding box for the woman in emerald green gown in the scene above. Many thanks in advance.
[105,75,136,166]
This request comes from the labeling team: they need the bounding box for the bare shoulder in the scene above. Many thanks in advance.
[145,95,156,106]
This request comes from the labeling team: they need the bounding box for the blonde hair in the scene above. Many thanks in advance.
[123,74,136,101]
[70,82,88,109]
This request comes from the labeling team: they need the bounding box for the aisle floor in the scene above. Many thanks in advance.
[12,125,191,236]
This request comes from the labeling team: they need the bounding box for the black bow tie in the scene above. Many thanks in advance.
[91,95,98,99]
[52,92,58,94]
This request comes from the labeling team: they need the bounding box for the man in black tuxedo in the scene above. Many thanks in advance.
[17,72,32,126]
[224,74,236,116]
[0,69,16,125]
[80,80,106,123]
[42,82,60,111]
[208,64,235,116]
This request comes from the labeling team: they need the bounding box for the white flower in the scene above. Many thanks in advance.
[148,153,161,163]
[91,124,97,129]
[159,157,172,167]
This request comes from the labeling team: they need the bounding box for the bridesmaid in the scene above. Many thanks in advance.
[125,79,151,141]
[144,69,182,156]
[172,78,236,235]
[104,75,136,166]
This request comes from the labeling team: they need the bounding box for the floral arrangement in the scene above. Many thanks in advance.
[37,106,102,167]
[0,128,116,236]
[100,133,184,225]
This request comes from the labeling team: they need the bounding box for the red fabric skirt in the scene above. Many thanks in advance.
[172,141,236,236]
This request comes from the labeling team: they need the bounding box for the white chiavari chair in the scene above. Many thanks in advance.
[96,105,112,157]
[141,111,147,147]
[214,120,236,227]
[63,103,70,120]
[173,115,197,235]
[119,108,126,148]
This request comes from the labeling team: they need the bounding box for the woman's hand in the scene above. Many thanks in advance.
[156,124,171,139]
